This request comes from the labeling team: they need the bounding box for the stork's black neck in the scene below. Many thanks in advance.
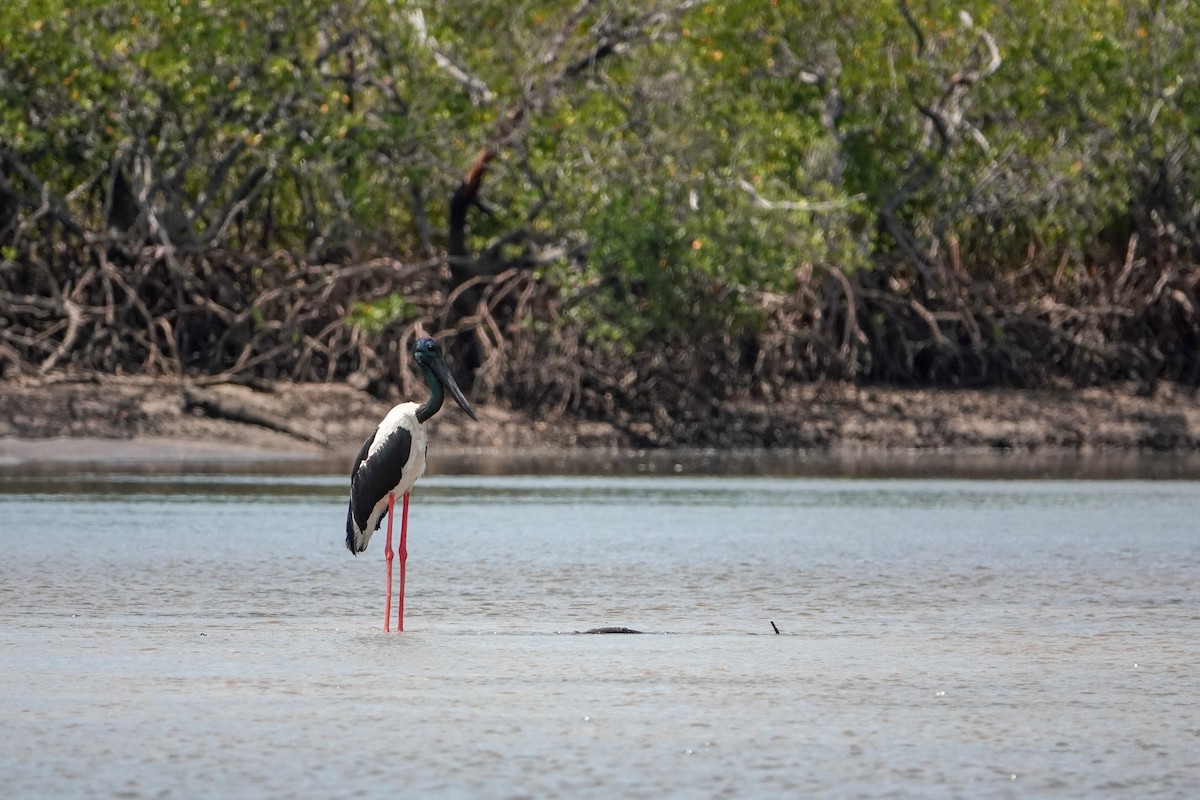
[415,363,444,424]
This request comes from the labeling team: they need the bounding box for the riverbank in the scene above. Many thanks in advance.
[3,375,1200,467]
[0,376,616,464]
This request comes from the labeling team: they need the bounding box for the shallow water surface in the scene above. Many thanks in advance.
[1,470,1198,798]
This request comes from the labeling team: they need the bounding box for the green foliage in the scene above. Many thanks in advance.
[348,293,416,333]
[0,0,490,253]
[2,0,1199,380]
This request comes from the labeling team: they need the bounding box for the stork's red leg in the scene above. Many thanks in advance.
[383,492,395,632]
[397,492,410,632]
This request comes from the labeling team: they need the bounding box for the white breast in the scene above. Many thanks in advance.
[371,402,429,497]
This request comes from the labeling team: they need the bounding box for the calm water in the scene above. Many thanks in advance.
[1,464,1198,798]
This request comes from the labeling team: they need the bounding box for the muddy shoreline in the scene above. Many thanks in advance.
[2,376,1200,469]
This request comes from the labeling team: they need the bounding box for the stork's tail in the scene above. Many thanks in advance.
[345,502,368,555]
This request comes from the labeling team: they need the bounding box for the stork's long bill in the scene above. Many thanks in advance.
[430,354,477,422]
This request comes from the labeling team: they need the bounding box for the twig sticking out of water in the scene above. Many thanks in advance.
[770,621,780,634]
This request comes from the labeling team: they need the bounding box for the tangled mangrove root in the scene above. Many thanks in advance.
[3,223,1199,450]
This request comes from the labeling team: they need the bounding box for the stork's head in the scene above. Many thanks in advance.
[413,336,443,366]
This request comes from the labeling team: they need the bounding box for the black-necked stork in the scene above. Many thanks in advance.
[345,336,476,631]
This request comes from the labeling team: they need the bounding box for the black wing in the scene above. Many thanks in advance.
[344,432,375,553]
[345,425,413,553]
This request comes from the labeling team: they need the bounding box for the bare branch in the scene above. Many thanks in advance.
[896,0,926,55]
[0,145,84,236]
[737,179,864,213]
[405,8,496,104]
